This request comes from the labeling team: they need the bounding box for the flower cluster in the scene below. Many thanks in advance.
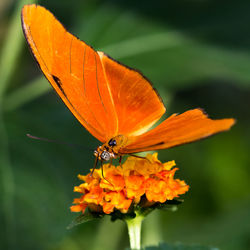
[71,153,189,214]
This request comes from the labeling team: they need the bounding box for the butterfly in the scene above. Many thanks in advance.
[21,4,235,165]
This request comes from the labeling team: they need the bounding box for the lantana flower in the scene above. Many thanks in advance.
[71,153,189,215]
[69,153,189,249]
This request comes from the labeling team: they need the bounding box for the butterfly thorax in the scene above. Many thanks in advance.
[94,135,128,161]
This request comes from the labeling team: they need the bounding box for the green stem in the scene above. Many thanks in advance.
[125,213,144,250]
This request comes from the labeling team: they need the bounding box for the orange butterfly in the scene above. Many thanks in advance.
[21,4,235,164]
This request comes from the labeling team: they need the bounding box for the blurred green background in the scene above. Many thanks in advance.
[0,0,249,249]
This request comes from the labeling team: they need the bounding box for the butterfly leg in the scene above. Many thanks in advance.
[100,160,105,178]
[119,156,122,167]
[128,154,150,162]
[100,161,114,186]
[108,158,113,168]
[91,157,98,176]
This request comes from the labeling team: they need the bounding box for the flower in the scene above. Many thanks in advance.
[70,153,189,215]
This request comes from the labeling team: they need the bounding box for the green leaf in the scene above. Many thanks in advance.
[155,199,183,211]
[136,199,183,218]
[67,210,104,229]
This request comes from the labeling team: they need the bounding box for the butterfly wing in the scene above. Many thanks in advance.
[23,5,231,151]
[21,4,118,142]
[22,4,166,142]
[98,52,166,137]
[121,109,235,153]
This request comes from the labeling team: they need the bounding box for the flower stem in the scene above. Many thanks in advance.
[125,212,144,250]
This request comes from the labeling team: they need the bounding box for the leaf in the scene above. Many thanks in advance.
[155,199,183,211]
[136,199,183,217]
[67,210,104,229]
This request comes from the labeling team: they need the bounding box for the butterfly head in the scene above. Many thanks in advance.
[108,138,117,147]
[94,135,128,161]
[94,146,116,161]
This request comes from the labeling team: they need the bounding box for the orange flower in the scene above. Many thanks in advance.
[71,153,189,214]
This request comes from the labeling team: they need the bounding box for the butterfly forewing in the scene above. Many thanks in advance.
[22,4,118,142]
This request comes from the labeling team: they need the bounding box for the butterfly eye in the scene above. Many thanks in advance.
[108,139,117,147]
[101,151,111,161]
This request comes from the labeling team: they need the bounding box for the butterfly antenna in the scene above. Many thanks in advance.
[26,133,93,152]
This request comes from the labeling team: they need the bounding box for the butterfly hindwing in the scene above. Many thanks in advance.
[98,52,166,137]
[121,109,235,153]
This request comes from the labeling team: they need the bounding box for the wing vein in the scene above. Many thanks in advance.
[27,26,104,139]
[82,46,87,94]
[69,36,73,74]
[82,47,105,133]
[53,76,104,138]
[27,26,50,73]
[95,53,107,113]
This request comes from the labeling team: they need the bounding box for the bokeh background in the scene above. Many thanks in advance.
[0,0,249,249]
